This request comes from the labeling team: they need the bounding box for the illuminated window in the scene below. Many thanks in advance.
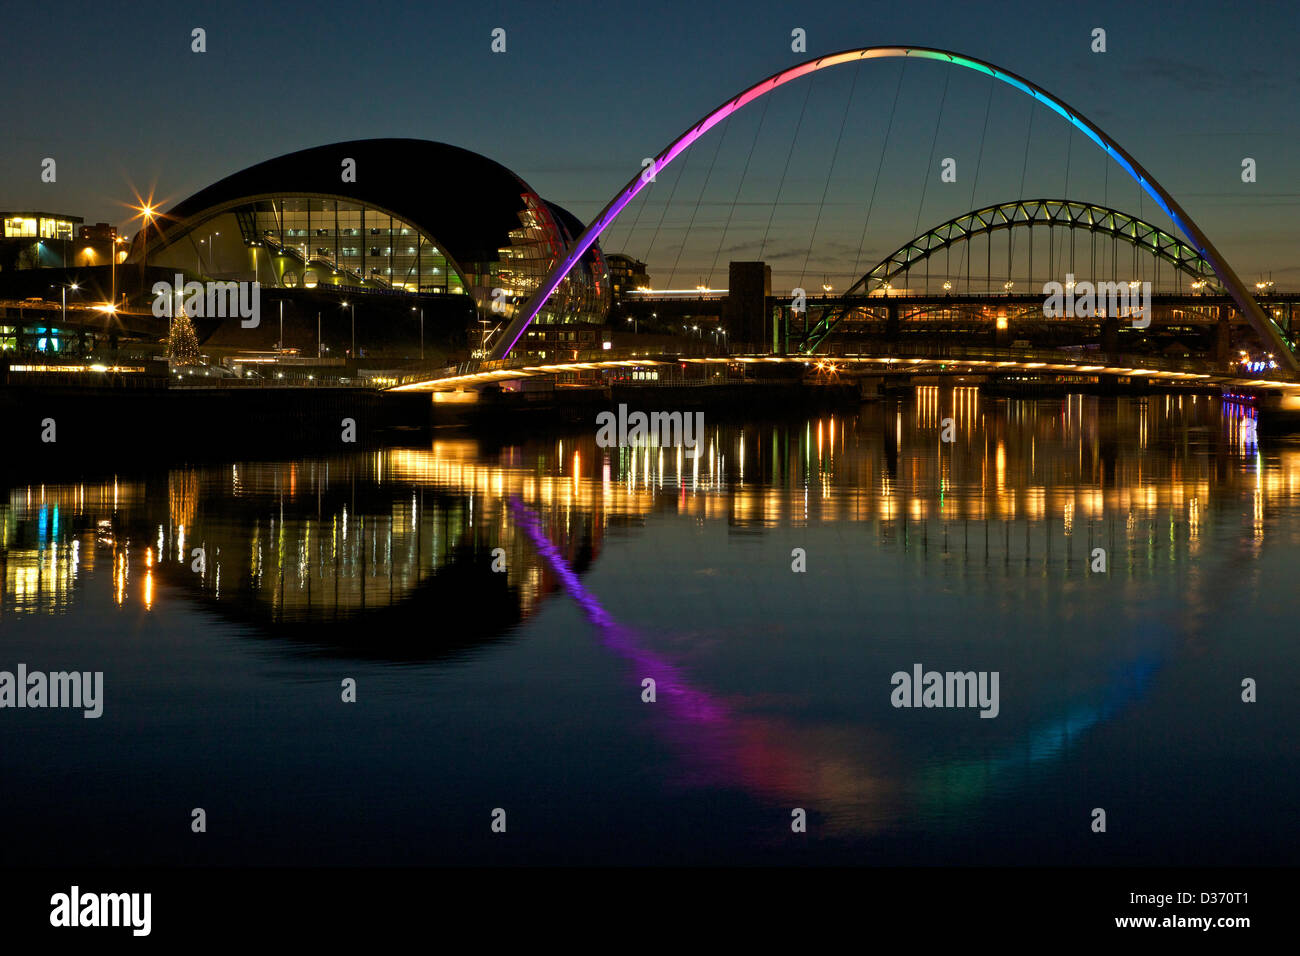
[5,217,37,237]
[39,218,73,239]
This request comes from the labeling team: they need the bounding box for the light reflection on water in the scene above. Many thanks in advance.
[1,391,1295,864]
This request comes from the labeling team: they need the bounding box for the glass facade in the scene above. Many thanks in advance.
[220,193,607,327]
[235,198,463,295]
[3,216,77,240]
[144,187,610,339]
[485,192,607,329]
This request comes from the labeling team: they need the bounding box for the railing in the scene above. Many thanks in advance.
[388,341,1294,390]
[168,374,373,389]
[825,342,1300,383]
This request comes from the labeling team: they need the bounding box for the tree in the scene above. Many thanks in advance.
[168,311,201,365]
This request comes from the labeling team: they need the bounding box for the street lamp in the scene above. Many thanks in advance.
[111,236,125,308]
[61,281,79,336]
[342,300,354,357]
[199,230,220,274]
[138,204,157,273]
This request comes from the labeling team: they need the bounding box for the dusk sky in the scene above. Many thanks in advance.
[4,0,1297,288]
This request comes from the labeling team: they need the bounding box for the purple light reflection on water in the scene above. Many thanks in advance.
[507,496,727,726]
[505,495,890,812]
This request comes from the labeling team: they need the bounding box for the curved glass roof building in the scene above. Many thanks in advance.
[129,138,608,330]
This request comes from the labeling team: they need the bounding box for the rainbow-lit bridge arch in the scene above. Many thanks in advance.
[490,46,1295,372]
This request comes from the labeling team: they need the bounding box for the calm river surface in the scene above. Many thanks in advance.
[2,389,1297,865]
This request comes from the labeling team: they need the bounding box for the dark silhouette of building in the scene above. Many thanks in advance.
[725,261,771,349]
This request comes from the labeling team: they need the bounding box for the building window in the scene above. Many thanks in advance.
[39,218,73,239]
[4,217,37,237]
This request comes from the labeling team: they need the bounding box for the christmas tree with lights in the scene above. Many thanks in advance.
[168,309,201,365]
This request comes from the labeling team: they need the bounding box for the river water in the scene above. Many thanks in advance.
[2,389,1296,865]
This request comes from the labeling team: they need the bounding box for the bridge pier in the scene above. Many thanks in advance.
[1256,390,1300,433]
[1215,310,1233,369]
[1102,314,1119,360]
[771,305,790,356]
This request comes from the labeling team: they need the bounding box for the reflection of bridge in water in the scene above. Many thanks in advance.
[1,395,1289,638]
[0,396,1291,839]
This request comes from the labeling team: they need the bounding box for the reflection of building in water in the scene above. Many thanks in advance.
[149,455,603,627]
[722,394,1294,539]
[0,479,145,615]
[3,394,1299,619]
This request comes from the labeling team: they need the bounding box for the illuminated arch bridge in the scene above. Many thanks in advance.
[488,46,1295,373]
[857,199,1220,295]
[797,199,1224,353]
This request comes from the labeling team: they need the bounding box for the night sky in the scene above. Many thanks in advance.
[3,0,1296,288]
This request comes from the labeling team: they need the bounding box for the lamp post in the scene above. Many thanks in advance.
[206,230,220,274]
[111,236,123,308]
[342,300,353,357]
[317,311,321,359]
[135,205,158,314]
[171,286,184,363]
[140,205,156,273]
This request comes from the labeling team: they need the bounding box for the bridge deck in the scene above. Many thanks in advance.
[389,347,1296,393]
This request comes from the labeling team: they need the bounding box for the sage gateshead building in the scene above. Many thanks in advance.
[128,139,609,352]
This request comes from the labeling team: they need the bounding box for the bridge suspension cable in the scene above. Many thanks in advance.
[707,93,773,287]
[850,61,906,293]
[798,66,861,290]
